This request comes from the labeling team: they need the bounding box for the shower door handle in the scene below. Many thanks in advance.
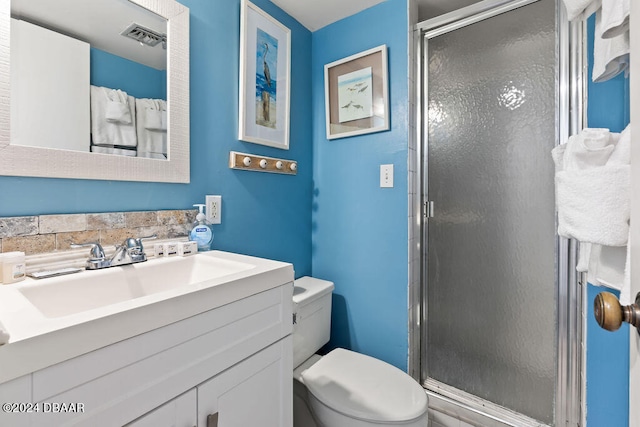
[424,201,435,218]
[594,291,640,334]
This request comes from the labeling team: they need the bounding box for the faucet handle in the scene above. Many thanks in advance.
[124,234,157,253]
[124,238,139,250]
[138,234,157,254]
[70,242,106,261]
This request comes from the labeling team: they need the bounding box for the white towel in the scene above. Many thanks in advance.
[590,126,631,303]
[136,98,167,159]
[144,108,167,131]
[562,0,601,21]
[0,320,10,345]
[556,166,630,245]
[620,228,631,305]
[593,9,629,82]
[90,85,137,147]
[562,128,615,170]
[588,244,626,287]
[553,127,630,242]
[556,126,631,301]
[576,129,631,270]
[577,242,591,272]
[105,89,132,125]
[161,109,168,130]
[607,124,630,166]
[601,0,629,39]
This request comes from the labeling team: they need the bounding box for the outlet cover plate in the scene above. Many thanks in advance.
[206,195,221,224]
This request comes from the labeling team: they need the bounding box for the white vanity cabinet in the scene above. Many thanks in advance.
[127,389,197,427]
[127,338,293,427]
[0,281,293,427]
[197,337,293,427]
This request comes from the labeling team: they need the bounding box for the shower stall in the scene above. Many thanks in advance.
[415,0,583,425]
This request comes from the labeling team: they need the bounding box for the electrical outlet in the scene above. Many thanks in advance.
[206,195,221,224]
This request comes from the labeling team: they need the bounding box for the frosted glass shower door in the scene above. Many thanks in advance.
[425,0,557,424]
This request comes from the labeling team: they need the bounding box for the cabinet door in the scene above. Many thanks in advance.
[0,376,31,427]
[126,389,196,427]
[10,18,90,152]
[198,337,292,427]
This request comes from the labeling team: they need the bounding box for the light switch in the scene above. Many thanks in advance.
[380,164,394,188]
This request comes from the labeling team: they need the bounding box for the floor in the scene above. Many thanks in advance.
[429,408,478,427]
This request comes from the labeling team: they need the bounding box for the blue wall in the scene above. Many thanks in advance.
[311,0,410,370]
[585,17,630,427]
[0,0,313,278]
[90,47,167,100]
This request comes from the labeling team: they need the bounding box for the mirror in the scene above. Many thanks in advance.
[0,0,190,183]
[11,0,167,157]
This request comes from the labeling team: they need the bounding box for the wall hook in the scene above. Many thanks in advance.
[229,151,297,175]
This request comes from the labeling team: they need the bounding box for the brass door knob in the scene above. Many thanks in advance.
[594,291,640,332]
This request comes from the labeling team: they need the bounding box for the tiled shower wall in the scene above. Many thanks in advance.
[0,210,196,255]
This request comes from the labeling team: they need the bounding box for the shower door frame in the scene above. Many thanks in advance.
[412,0,585,425]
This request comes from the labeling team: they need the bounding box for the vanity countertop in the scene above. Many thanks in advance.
[0,251,293,384]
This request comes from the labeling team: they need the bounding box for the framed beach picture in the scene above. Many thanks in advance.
[324,45,389,140]
[239,0,291,150]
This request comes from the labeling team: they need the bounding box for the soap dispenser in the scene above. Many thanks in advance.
[189,204,214,251]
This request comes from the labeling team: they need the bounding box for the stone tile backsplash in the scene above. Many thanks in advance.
[0,209,197,255]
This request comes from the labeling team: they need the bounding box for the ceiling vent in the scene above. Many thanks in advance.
[121,23,166,48]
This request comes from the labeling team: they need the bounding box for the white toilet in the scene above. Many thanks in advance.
[292,277,428,427]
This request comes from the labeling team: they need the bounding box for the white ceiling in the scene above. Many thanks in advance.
[270,0,483,31]
[11,0,167,70]
[269,0,386,32]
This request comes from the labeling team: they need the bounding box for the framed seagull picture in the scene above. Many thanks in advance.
[239,0,291,150]
[324,45,389,140]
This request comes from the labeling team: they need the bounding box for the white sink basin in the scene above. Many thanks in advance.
[18,254,254,318]
[0,250,294,386]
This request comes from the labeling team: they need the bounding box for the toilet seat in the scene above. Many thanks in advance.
[301,348,428,423]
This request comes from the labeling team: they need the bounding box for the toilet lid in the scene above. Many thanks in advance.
[301,348,428,423]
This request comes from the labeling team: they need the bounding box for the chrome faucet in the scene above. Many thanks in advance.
[71,235,157,270]
[70,242,110,270]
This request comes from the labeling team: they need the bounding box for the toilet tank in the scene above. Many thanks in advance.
[292,277,334,368]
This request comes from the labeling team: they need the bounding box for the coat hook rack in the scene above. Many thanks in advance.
[229,151,297,175]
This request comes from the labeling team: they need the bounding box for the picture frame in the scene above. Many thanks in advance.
[239,0,291,150]
[324,45,389,140]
